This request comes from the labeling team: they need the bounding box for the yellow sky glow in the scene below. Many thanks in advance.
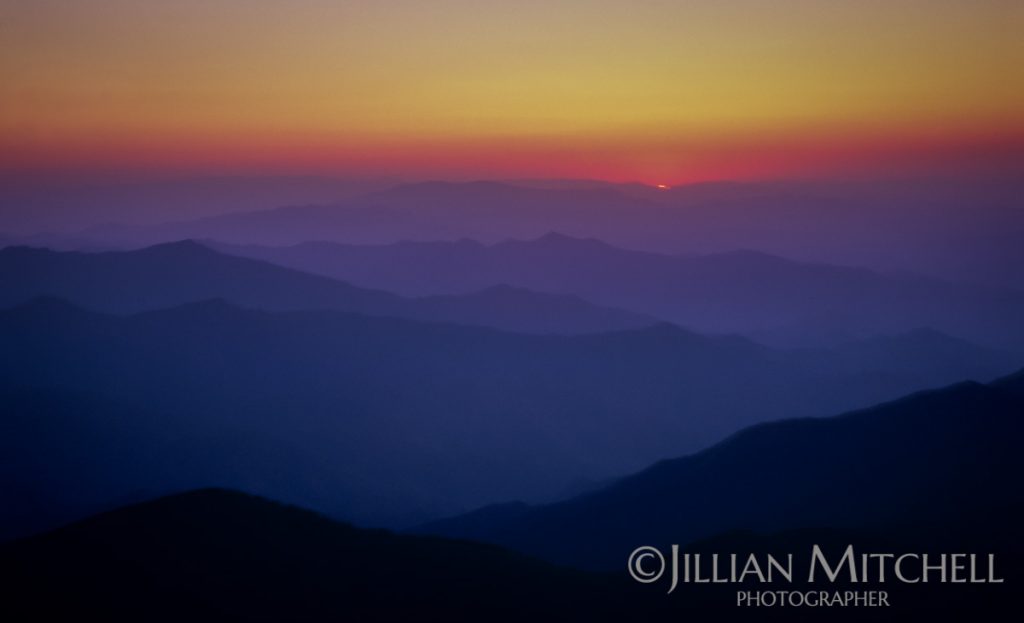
[2,0,1022,181]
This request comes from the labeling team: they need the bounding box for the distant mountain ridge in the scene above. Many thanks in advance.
[211,233,1024,350]
[49,177,1024,290]
[0,240,657,335]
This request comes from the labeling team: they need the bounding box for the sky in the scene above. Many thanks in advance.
[2,0,1023,184]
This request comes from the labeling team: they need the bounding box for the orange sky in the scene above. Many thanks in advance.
[2,0,1022,183]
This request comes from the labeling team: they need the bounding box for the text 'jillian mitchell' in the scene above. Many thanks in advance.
[628,545,1004,594]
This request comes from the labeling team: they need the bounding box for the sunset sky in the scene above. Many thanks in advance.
[3,0,1022,183]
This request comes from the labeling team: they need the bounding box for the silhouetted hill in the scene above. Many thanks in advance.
[3,299,1014,536]
[418,374,1024,570]
[0,241,656,334]
[212,234,1024,350]
[0,489,634,622]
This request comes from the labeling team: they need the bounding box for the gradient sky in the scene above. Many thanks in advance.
[2,0,1022,183]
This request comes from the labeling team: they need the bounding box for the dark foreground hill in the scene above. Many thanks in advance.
[3,489,1018,622]
[418,373,1024,571]
[0,489,632,622]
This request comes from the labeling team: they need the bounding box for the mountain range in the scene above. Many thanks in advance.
[211,233,1024,350]
[1,297,1018,537]
[44,177,1024,290]
[0,241,656,335]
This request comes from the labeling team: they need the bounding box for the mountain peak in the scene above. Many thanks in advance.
[385,180,518,196]
[702,248,790,263]
[135,298,251,319]
[476,283,532,296]
[524,232,612,249]
[536,231,575,243]
[0,245,60,258]
[137,239,215,255]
